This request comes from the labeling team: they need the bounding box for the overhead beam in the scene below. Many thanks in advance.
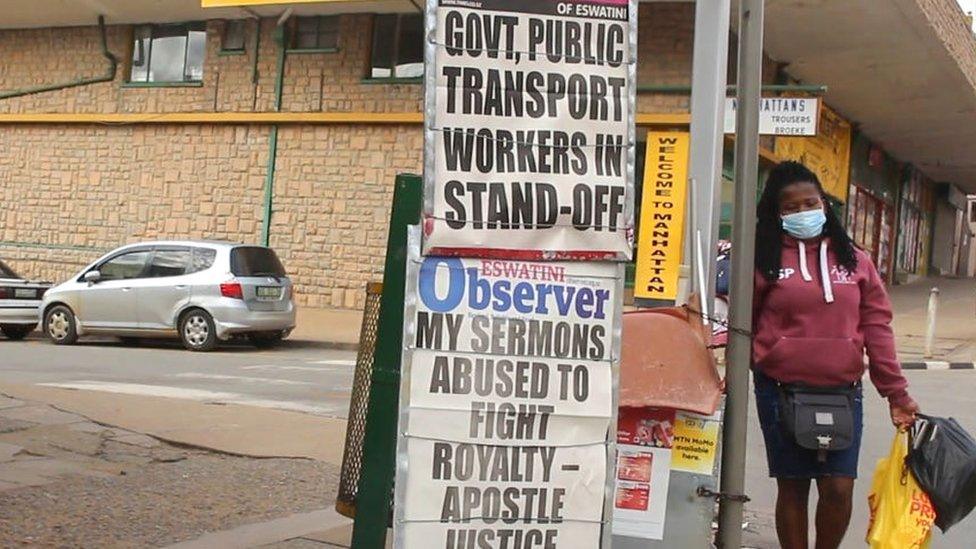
[0,112,693,126]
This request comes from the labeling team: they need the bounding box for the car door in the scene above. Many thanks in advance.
[77,249,151,330]
[137,246,193,330]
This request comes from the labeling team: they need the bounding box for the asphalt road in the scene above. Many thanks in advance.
[3,335,975,546]
[0,335,357,418]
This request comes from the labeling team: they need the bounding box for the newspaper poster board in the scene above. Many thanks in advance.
[422,0,637,260]
[394,229,622,548]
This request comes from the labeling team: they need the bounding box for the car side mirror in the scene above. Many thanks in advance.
[84,270,102,285]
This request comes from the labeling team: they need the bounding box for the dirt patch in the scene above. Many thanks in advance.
[0,454,339,547]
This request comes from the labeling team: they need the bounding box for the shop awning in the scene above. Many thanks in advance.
[763,0,976,191]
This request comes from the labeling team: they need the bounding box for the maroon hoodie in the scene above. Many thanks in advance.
[752,236,911,407]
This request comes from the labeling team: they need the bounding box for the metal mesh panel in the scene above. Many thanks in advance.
[335,281,383,518]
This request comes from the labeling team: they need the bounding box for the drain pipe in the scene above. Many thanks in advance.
[0,16,117,100]
[260,11,290,247]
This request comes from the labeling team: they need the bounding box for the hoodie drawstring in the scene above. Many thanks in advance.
[796,240,835,303]
[798,241,813,281]
[820,240,835,303]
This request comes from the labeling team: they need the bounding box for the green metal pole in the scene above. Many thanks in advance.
[351,173,423,549]
[260,125,279,247]
[260,23,287,247]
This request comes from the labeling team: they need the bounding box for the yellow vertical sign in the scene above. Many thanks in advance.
[634,132,689,301]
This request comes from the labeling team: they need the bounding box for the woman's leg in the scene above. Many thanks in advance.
[776,478,811,549]
[814,476,855,549]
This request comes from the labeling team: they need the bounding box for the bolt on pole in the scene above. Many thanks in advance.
[717,0,764,547]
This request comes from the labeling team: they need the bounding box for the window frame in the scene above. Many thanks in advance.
[367,13,424,83]
[0,259,19,279]
[288,15,341,53]
[146,246,192,279]
[190,247,218,274]
[230,246,287,278]
[128,22,207,85]
[90,248,153,282]
[220,19,247,54]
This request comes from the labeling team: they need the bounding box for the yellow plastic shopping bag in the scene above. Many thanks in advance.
[866,431,936,549]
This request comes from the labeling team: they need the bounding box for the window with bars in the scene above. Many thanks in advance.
[369,14,424,80]
[130,23,207,83]
[290,16,340,50]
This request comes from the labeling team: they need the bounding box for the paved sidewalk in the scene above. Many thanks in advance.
[290,308,363,350]
[292,277,976,356]
[888,276,976,364]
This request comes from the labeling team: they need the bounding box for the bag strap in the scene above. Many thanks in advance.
[777,380,860,394]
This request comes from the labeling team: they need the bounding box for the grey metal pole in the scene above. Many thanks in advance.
[687,0,731,309]
[925,287,939,358]
[717,0,764,546]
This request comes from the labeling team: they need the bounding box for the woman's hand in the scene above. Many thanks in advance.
[890,398,920,429]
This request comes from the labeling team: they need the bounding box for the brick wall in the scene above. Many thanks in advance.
[0,121,423,309]
[0,123,268,281]
[0,5,757,310]
[270,124,423,308]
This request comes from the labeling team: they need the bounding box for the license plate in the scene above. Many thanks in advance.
[256,286,282,300]
[14,288,36,299]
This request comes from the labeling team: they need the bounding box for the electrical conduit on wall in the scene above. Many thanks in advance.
[0,16,117,100]
[261,18,288,247]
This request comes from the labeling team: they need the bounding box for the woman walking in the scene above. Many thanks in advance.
[752,161,919,549]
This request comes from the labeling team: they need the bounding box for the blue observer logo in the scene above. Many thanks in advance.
[418,257,610,319]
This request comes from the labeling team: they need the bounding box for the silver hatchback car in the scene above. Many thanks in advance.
[41,241,296,351]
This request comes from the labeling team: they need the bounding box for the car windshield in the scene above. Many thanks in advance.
[230,247,286,277]
[0,259,19,279]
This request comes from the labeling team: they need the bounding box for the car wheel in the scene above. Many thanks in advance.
[1,324,34,341]
[179,309,217,352]
[248,331,284,349]
[44,305,78,345]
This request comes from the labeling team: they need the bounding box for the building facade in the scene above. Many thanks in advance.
[1,1,974,311]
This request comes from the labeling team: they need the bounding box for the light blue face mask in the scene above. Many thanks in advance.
[781,208,826,239]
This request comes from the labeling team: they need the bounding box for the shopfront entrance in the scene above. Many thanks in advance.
[896,168,934,281]
[847,183,895,282]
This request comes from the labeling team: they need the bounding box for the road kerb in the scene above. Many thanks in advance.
[901,361,975,370]
[164,508,350,549]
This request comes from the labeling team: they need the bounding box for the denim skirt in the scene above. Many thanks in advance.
[753,370,863,479]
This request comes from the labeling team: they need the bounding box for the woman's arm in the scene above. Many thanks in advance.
[858,254,918,426]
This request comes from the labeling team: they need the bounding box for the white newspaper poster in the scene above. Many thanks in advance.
[394,233,621,548]
[422,0,637,260]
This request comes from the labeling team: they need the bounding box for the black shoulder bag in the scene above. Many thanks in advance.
[778,382,859,461]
